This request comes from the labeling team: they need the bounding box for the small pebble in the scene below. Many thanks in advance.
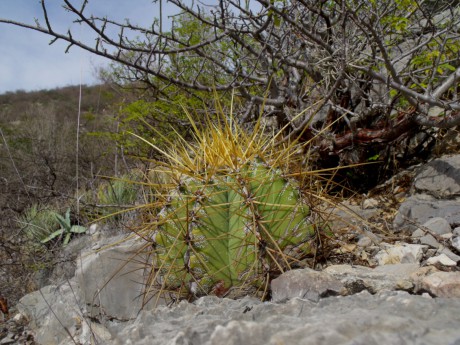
[441,233,453,240]
[420,234,440,249]
[412,229,425,239]
[438,247,460,263]
[451,236,460,252]
[362,198,379,209]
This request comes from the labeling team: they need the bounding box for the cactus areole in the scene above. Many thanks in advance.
[152,157,316,298]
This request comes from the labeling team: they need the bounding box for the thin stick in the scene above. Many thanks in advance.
[75,26,83,221]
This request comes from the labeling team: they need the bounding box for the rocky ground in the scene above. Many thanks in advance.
[2,154,460,344]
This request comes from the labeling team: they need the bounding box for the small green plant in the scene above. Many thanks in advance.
[80,173,143,223]
[96,174,140,215]
[41,208,87,245]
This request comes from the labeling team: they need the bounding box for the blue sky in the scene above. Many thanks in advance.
[0,0,169,94]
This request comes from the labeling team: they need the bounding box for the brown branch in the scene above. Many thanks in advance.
[326,109,418,152]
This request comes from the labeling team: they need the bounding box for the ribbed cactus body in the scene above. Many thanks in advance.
[154,159,315,296]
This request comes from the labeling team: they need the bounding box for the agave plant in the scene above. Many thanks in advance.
[137,106,322,304]
[41,208,87,245]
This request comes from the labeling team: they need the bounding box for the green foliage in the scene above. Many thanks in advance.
[96,174,140,215]
[410,39,460,78]
[381,14,409,33]
[41,208,87,246]
[19,204,60,243]
[367,153,380,162]
[118,99,190,154]
[89,89,237,159]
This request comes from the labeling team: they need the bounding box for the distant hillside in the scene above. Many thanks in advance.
[0,83,131,303]
[0,83,126,212]
[0,84,119,120]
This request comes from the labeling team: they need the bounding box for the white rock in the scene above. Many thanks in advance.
[357,236,372,247]
[375,243,426,265]
[271,269,345,302]
[438,247,460,263]
[88,223,99,235]
[426,254,457,267]
[441,233,453,240]
[324,264,419,294]
[13,313,24,322]
[75,235,156,320]
[418,271,460,297]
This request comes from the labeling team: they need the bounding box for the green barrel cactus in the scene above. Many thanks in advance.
[138,109,320,303]
[151,158,316,299]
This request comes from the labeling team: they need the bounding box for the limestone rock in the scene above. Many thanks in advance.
[107,291,460,345]
[270,268,345,303]
[438,246,460,263]
[416,271,460,298]
[451,236,460,251]
[75,235,153,320]
[328,201,381,232]
[357,236,372,247]
[395,155,460,232]
[414,155,460,198]
[362,198,379,209]
[426,254,457,267]
[324,264,419,294]
[419,233,440,248]
[374,243,426,265]
[394,195,460,232]
[423,217,452,235]
[16,281,112,345]
[412,228,425,239]
[454,227,460,236]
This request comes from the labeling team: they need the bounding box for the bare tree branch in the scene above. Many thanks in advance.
[1,0,460,171]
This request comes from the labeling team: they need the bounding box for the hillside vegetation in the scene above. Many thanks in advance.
[0,84,130,302]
